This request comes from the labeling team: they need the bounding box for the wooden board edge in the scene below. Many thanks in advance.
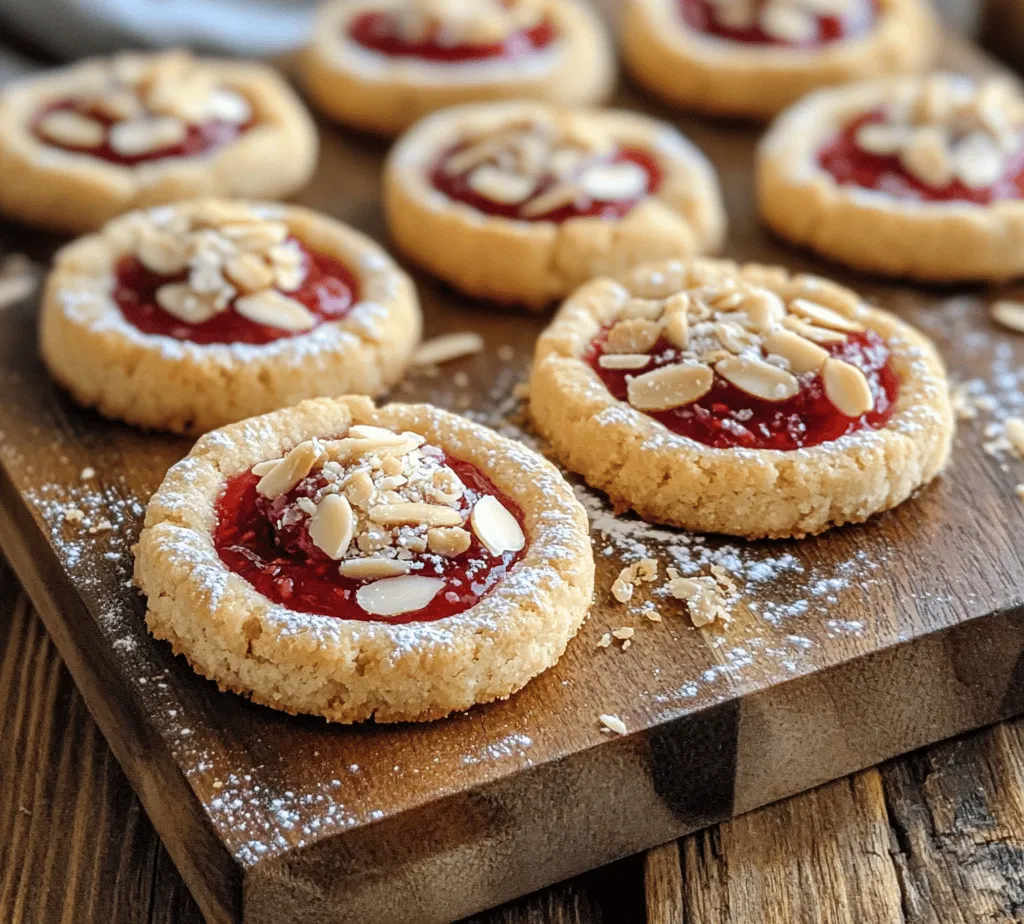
[0,467,244,924]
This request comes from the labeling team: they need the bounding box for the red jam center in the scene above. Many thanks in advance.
[213,455,527,623]
[431,148,662,222]
[348,9,557,61]
[819,111,1024,205]
[113,239,359,346]
[32,99,252,167]
[679,0,875,46]
[588,329,899,450]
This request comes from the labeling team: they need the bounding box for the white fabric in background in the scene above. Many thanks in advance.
[0,0,319,59]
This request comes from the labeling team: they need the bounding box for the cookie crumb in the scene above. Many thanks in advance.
[64,506,85,524]
[1004,417,1024,457]
[599,713,627,735]
[88,518,114,534]
[666,563,738,627]
[611,574,634,603]
[597,632,612,648]
[990,299,1024,335]
[611,626,634,640]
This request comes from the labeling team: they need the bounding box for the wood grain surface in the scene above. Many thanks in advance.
[1,30,1024,924]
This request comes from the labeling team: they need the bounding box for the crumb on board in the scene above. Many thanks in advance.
[599,713,627,735]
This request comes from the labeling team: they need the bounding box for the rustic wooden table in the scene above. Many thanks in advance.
[3,555,1023,921]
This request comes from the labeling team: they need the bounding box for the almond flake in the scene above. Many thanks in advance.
[759,3,815,43]
[598,353,651,370]
[355,575,445,617]
[369,503,462,528]
[627,363,713,411]
[1004,417,1024,456]
[620,297,665,320]
[606,318,662,354]
[714,321,755,354]
[204,88,252,124]
[990,300,1024,334]
[427,526,472,557]
[599,713,627,735]
[340,558,413,580]
[137,231,189,275]
[899,127,954,189]
[108,116,186,156]
[251,458,281,477]
[326,434,422,462]
[952,132,1006,189]
[579,161,648,201]
[38,110,105,148]
[256,440,320,499]
[308,494,354,560]
[221,221,289,251]
[155,282,222,324]
[716,356,799,402]
[520,182,580,219]
[788,298,864,333]
[822,357,874,416]
[781,315,847,344]
[597,633,613,648]
[349,424,400,440]
[762,328,829,374]
[225,252,274,294]
[467,165,536,204]
[854,123,915,156]
[662,293,689,349]
[611,575,634,603]
[413,332,484,366]
[234,291,316,332]
[740,289,786,331]
[470,495,525,556]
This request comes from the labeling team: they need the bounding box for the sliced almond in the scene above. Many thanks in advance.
[854,122,915,156]
[220,221,289,251]
[899,127,954,189]
[716,356,799,402]
[203,88,253,124]
[225,252,274,294]
[822,357,874,416]
[38,110,105,148]
[714,321,755,354]
[355,575,445,617]
[606,318,662,354]
[349,424,400,440]
[155,282,222,324]
[626,362,714,411]
[990,299,1024,334]
[256,440,320,499]
[343,469,376,506]
[579,161,648,201]
[781,314,848,344]
[308,494,354,560]
[108,116,186,156]
[467,165,536,205]
[443,137,506,176]
[368,503,463,528]
[759,3,815,43]
[137,230,189,275]
[520,182,580,219]
[470,495,525,557]
[762,328,829,374]
[619,297,665,320]
[662,293,689,349]
[792,278,862,318]
[413,332,484,366]
[951,131,1006,190]
[788,298,864,333]
[251,458,281,477]
[326,434,422,462]
[234,291,316,332]
[427,526,473,558]
[91,89,144,122]
[739,289,786,332]
[599,353,651,370]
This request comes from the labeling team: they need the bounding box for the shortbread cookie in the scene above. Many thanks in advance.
[385,101,726,308]
[759,73,1024,281]
[530,259,953,538]
[40,199,420,434]
[301,0,615,135]
[134,395,594,723]
[0,50,318,234]
[622,0,937,120]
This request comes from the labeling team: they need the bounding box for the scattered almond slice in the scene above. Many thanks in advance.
[899,126,954,189]
[781,315,848,344]
[662,293,690,348]
[38,110,106,148]
[599,353,650,370]
[340,558,414,580]
[990,300,1024,334]
[715,356,799,402]
[225,252,275,294]
[234,291,317,332]
[1004,417,1024,457]
[759,2,815,43]
[579,161,648,201]
[611,626,634,641]
[627,362,714,411]
[762,328,829,374]
[470,495,525,556]
[203,88,253,124]
[427,526,472,557]
[369,503,463,528]
[951,131,1005,189]
[788,298,865,333]
[251,458,281,477]
[355,575,445,617]
[109,116,186,156]
[520,182,580,219]
[599,713,627,735]
[155,282,222,324]
[822,358,874,417]
[611,574,634,603]
[606,318,662,354]
[413,332,484,366]
[308,494,354,560]
[256,440,320,499]
[468,165,536,204]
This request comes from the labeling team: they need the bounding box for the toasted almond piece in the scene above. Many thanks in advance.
[467,165,536,204]
[470,495,525,556]
[343,558,414,580]
[204,88,253,124]
[234,291,316,332]
[990,299,1024,334]
[250,458,281,477]
[137,230,189,275]
[792,278,862,318]
[714,1,756,29]
[443,136,507,176]
[520,182,580,219]
[413,332,484,366]
[256,440,320,498]
[1004,417,1024,455]
[108,116,186,156]
[781,314,848,343]
[307,494,355,560]
[788,298,864,333]
[548,146,585,178]
[854,122,915,156]
[599,713,627,735]
[822,357,874,416]
[716,356,800,402]
[952,131,1006,190]
[579,161,649,201]
[343,469,376,505]
[900,127,954,190]
[326,434,422,462]
[427,526,473,558]
[606,318,662,354]
[155,282,222,324]
[91,89,144,122]
[38,110,105,148]
[762,328,829,374]
[915,76,952,124]
[620,297,664,320]
[662,293,690,349]
[599,353,651,370]
[627,362,714,411]
[220,221,289,251]
[760,2,815,42]
[225,252,274,294]
[739,289,786,331]
[714,321,755,354]
[369,502,462,528]
[355,574,445,617]
[349,424,399,440]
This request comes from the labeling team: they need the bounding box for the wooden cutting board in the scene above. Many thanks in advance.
[1,36,1023,924]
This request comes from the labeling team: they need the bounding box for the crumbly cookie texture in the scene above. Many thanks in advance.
[529,258,954,538]
[385,101,726,308]
[39,199,421,434]
[0,50,318,234]
[622,0,937,120]
[301,0,615,135]
[758,73,1024,281]
[134,395,594,723]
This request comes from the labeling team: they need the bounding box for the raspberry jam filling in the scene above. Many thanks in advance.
[432,147,662,222]
[588,328,899,450]
[348,10,557,61]
[114,239,359,346]
[679,0,875,46]
[819,111,1024,204]
[214,448,527,624]
[32,99,252,166]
